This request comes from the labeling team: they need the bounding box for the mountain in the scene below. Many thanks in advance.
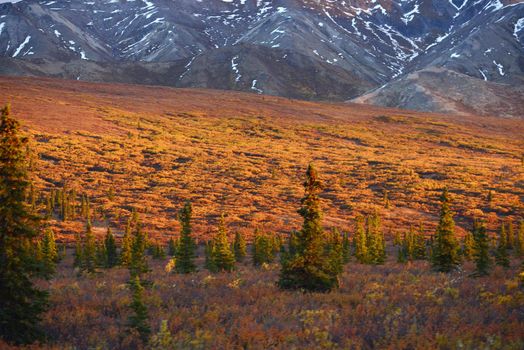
[0,0,523,115]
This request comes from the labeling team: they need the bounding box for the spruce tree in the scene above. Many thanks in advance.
[495,222,510,268]
[210,215,236,272]
[129,223,149,278]
[507,220,515,250]
[431,188,461,273]
[41,228,58,278]
[327,228,344,275]
[175,201,196,273]
[462,231,475,261]
[82,219,97,273]
[120,219,133,266]
[353,215,368,264]
[278,164,340,292]
[204,240,216,272]
[414,224,427,260]
[341,232,351,264]
[104,227,118,268]
[472,220,491,277]
[233,231,247,262]
[0,104,48,344]
[127,275,150,343]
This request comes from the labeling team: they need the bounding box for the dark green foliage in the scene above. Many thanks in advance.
[342,232,351,264]
[127,275,150,343]
[495,222,510,268]
[326,228,344,275]
[471,220,491,277]
[120,218,133,266]
[204,241,216,272]
[252,229,276,267]
[41,228,58,278]
[233,231,247,262]
[208,216,236,272]
[129,223,149,278]
[431,188,461,273]
[462,231,475,261]
[414,224,427,260]
[151,242,166,260]
[278,164,340,292]
[506,220,515,250]
[353,215,367,263]
[104,227,118,268]
[175,201,196,273]
[0,104,48,344]
[81,219,97,273]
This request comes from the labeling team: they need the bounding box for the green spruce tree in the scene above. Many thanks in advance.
[233,231,247,262]
[175,201,196,273]
[41,228,58,278]
[82,219,97,274]
[127,275,150,343]
[278,164,340,292]
[0,104,48,344]
[495,222,510,268]
[129,223,149,278]
[431,188,461,273]
[462,231,475,261]
[210,215,236,272]
[120,219,133,266]
[104,227,118,268]
[472,220,491,277]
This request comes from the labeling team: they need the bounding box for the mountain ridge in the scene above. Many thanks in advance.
[0,0,523,115]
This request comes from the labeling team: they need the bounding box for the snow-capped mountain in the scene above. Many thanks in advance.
[0,0,523,113]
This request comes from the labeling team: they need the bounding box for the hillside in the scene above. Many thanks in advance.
[1,76,523,242]
[0,0,523,113]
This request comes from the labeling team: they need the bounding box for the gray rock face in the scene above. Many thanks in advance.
[0,0,523,108]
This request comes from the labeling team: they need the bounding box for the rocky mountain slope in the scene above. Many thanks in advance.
[0,0,523,115]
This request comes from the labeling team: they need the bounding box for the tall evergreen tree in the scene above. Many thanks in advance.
[472,220,491,277]
[82,219,97,273]
[41,228,58,278]
[431,188,461,273]
[278,164,340,292]
[507,220,515,250]
[233,231,247,262]
[104,227,118,268]
[341,232,351,264]
[461,231,475,261]
[495,222,510,268]
[73,231,83,268]
[353,215,368,264]
[204,240,216,272]
[209,215,236,272]
[129,223,149,278]
[127,275,150,343]
[175,201,196,273]
[120,218,133,266]
[414,224,427,260]
[0,104,48,344]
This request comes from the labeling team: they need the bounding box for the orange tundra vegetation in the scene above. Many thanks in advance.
[0,76,523,349]
[1,76,522,243]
